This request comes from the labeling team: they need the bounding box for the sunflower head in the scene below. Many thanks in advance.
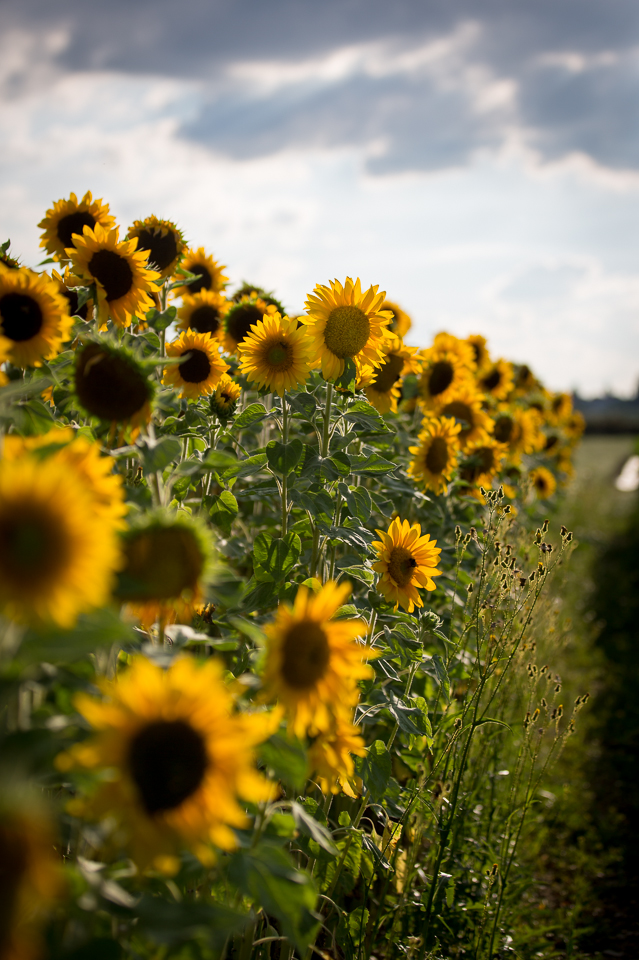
[465,334,490,371]
[172,247,228,297]
[51,267,92,322]
[492,405,544,460]
[126,216,186,279]
[237,311,316,396]
[177,289,229,339]
[302,277,394,381]
[163,329,229,400]
[232,282,285,317]
[372,518,442,613]
[360,341,420,414]
[380,300,412,338]
[408,415,462,495]
[479,358,514,402]
[209,374,242,420]
[38,191,116,260]
[459,438,507,497]
[261,581,372,739]
[0,239,21,270]
[512,363,539,396]
[222,296,279,355]
[0,265,73,368]
[308,719,366,797]
[418,345,474,410]
[75,340,154,427]
[437,385,494,450]
[529,466,557,500]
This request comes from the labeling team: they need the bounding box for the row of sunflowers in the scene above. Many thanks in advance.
[0,190,582,960]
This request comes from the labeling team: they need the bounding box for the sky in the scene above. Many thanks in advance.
[1,0,639,397]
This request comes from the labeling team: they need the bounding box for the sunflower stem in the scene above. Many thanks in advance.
[321,382,333,458]
[281,396,289,537]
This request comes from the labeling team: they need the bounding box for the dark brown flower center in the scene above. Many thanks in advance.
[56,211,96,249]
[372,353,404,393]
[187,265,212,294]
[75,343,151,420]
[428,361,454,397]
[0,501,71,590]
[189,305,220,335]
[88,249,134,301]
[0,293,43,341]
[62,288,88,321]
[545,434,559,451]
[128,720,208,815]
[281,620,330,690]
[481,367,502,392]
[387,545,418,588]
[134,228,179,271]
[425,436,449,475]
[460,447,496,483]
[179,348,211,383]
[116,525,204,601]
[493,415,514,444]
[324,305,370,359]
[227,304,263,345]
[441,400,473,437]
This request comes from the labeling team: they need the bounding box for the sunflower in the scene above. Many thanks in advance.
[431,332,477,370]
[237,311,316,396]
[529,466,557,499]
[66,225,160,329]
[232,283,286,316]
[177,289,228,340]
[418,343,474,410]
[115,512,215,629]
[465,334,490,372]
[0,452,122,626]
[172,247,228,297]
[51,267,92,322]
[38,191,115,260]
[75,341,154,431]
[360,341,420,414]
[127,216,186,279]
[478,358,514,402]
[407,416,462,495]
[0,265,73,367]
[511,363,539,396]
[163,330,229,400]
[261,581,373,739]
[222,296,279,355]
[458,438,508,496]
[302,277,394,381]
[209,375,241,420]
[381,300,412,338]
[437,384,494,451]
[491,405,544,462]
[308,719,366,797]
[563,410,585,442]
[372,518,442,613]
[0,797,63,960]
[57,655,275,871]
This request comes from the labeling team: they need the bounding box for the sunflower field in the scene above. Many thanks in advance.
[0,194,586,960]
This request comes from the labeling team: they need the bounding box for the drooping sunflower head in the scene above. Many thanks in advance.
[209,374,242,420]
[512,363,539,396]
[172,247,229,297]
[0,450,123,626]
[57,655,275,870]
[459,438,508,497]
[302,277,394,381]
[236,311,316,396]
[529,466,557,500]
[222,296,278,355]
[0,265,73,368]
[360,341,420,414]
[408,415,462,495]
[478,358,514,402]
[127,217,186,279]
[38,190,116,260]
[232,282,286,317]
[51,267,92,322]
[177,289,229,340]
[0,239,21,270]
[418,345,474,409]
[308,718,366,797]
[380,300,412,338]
[66,224,160,329]
[261,581,372,739]
[437,384,494,450]
[74,340,154,428]
[372,517,442,613]
[163,329,229,400]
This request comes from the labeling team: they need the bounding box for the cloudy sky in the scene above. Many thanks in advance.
[2,0,639,396]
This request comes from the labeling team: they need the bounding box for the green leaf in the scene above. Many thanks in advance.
[17,608,136,664]
[357,740,391,802]
[140,436,181,474]
[344,486,372,522]
[338,565,374,587]
[344,400,391,432]
[135,894,248,948]
[475,717,513,731]
[337,906,370,951]
[291,801,338,855]
[208,489,238,535]
[328,451,351,476]
[254,533,301,580]
[259,734,308,791]
[235,402,268,429]
[349,453,398,476]
[266,438,303,475]
[421,654,451,703]
[146,305,177,331]
[334,357,357,392]
[222,452,268,479]
[289,393,317,419]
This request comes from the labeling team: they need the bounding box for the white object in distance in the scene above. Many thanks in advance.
[615,454,639,492]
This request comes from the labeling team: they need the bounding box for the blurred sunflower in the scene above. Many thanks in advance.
[163,330,229,400]
[177,289,228,340]
[407,416,461,495]
[459,438,508,496]
[302,277,393,381]
[232,282,285,316]
[380,300,412,338]
[491,405,544,461]
[465,334,490,372]
[38,191,115,260]
[308,719,366,797]
[360,341,420,414]
[222,296,278,354]
[261,581,373,739]
[237,311,315,396]
[372,518,442,613]
[57,656,275,871]
[51,267,92,322]
[0,266,73,368]
[437,385,494,451]
[478,359,514,402]
[172,247,228,297]
[0,452,122,626]
[74,341,153,432]
[67,225,160,329]
[431,332,477,370]
[511,363,539,396]
[210,374,241,420]
[418,344,474,410]
[563,410,585,442]
[127,216,186,279]
[529,466,557,499]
